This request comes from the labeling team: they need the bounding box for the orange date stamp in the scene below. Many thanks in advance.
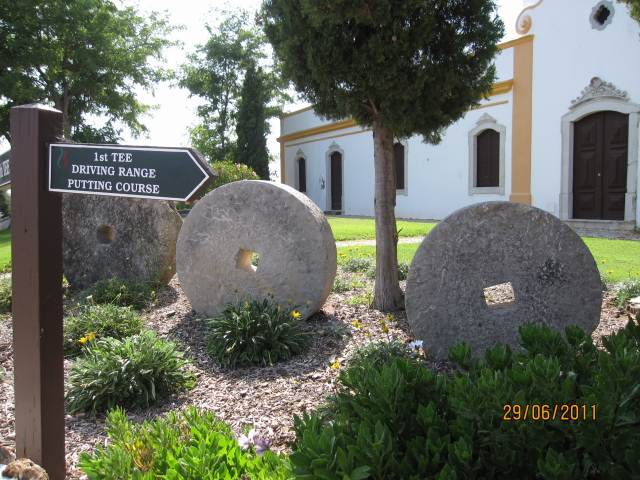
[502,404,597,421]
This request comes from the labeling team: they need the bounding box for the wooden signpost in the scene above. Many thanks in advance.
[9,104,213,479]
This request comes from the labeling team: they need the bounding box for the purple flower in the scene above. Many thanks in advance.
[254,436,271,456]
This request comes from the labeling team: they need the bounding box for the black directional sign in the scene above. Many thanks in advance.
[48,143,213,201]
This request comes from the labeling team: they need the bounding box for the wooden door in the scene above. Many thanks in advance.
[573,111,628,220]
[330,151,342,211]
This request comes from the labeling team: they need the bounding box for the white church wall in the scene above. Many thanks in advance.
[527,0,640,219]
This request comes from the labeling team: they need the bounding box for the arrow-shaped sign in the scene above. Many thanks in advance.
[48,143,213,202]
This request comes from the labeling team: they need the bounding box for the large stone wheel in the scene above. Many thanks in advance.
[63,195,182,289]
[177,181,336,319]
[405,202,602,359]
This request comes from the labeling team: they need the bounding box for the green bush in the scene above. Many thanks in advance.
[66,331,195,414]
[615,278,640,308]
[343,257,373,273]
[0,277,10,313]
[348,340,415,371]
[79,407,291,479]
[63,304,144,357]
[332,277,351,293]
[207,298,309,368]
[81,278,159,310]
[292,320,640,479]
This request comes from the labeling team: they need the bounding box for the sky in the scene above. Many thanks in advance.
[1,1,525,173]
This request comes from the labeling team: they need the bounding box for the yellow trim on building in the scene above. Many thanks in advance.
[509,34,534,205]
[470,99,509,111]
[277,119,359,143]
[286,128,373,148]
[279,116,285,183]
[490,80,513,96]
[498,34,535,51]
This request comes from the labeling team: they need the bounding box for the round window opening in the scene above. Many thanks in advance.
[591,1,614,30]
[97,225,115,244]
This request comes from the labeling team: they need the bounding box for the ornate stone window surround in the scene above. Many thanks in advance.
[294,148,307,193]
[395,139,409,196]
[468,113,506,195]
[560,77,639,222]
[325,142,345,212]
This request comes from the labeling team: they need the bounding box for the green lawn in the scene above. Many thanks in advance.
[338,237,640,283]
[328,216,435,241]
[0,229,10,271]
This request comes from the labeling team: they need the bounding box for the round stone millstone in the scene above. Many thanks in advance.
[405,202,602,359]
[63,195,182,289]
[176,180,337,319]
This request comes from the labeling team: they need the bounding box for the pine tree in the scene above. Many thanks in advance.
[263,0,504,311]
[235,62,270,179]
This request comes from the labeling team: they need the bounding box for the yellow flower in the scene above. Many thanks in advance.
[79,332,96,345]
[330,360,341,370]
[291,310,302,319]
[351,319,362,329]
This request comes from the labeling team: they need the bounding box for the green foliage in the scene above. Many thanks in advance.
[292,321,640,479]
[211,160,260,189]
[82,278,158,310]
[0,191,10,218]
[0,0,173,142]
[366,261,409,281]
[0,277,10,314]
[79,407,292,479]
[63,304,143,357]
[181,9,288,162]
[207,298,309,368]
[66,331,195,414]
[343,257,373,273]
[615,278,640,308]
[348,340,414,371]
[235,62,270,179]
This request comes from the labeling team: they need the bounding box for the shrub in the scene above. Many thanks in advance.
[66,331,195,414]
[348,340,415,371]
[0,277,10,314]
[81,278,159,310]
[63,304,144,357]
[342,257,372,273]
[207,298,309,368]
[332,277,351,293]
[79,407,291,480]
[615,278,640,309]
[292,320,640,479]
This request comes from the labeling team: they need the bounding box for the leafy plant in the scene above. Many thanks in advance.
[342,258,373,273]
[63,304,144,357]
[66,331,195,414]
[615,278,640,308]
[79,407,291,479]
[0,277,10,314]
[348,340,415,372]
[345,290,373,307]
[207,298,309,368]
[81,278,159,310]
[366,261,409,281]
[292,320,640,479]
[332,277,352,293]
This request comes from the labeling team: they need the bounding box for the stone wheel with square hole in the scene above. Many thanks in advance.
[405,201,602,359]
[176,180,337,319]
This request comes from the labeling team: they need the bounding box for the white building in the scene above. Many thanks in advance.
[277,0,640,230]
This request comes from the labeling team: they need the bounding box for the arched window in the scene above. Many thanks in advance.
[297,157,306,193]
[394,142,406,191]
[475,129,500,187]
[468,114,505,195]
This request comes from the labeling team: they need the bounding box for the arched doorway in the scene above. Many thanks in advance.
[573,111,628,220]
[329,150,342,212]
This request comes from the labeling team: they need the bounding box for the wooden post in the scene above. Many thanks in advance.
[10,104,65,479]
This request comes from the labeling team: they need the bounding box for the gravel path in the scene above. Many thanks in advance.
[0,275,634,479]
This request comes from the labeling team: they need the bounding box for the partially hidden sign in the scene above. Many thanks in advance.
[49,144,213,201]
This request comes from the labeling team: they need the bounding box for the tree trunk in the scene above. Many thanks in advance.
[372,119,404,311]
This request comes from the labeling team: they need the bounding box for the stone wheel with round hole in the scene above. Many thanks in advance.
[176,180,336,319]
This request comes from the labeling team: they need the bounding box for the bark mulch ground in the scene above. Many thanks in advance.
[0,275,634,479]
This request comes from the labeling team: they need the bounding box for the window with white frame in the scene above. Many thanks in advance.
[394,141,408,194]
[468,113,506,195]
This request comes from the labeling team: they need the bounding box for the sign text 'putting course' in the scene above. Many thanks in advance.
[49,144,212,201]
